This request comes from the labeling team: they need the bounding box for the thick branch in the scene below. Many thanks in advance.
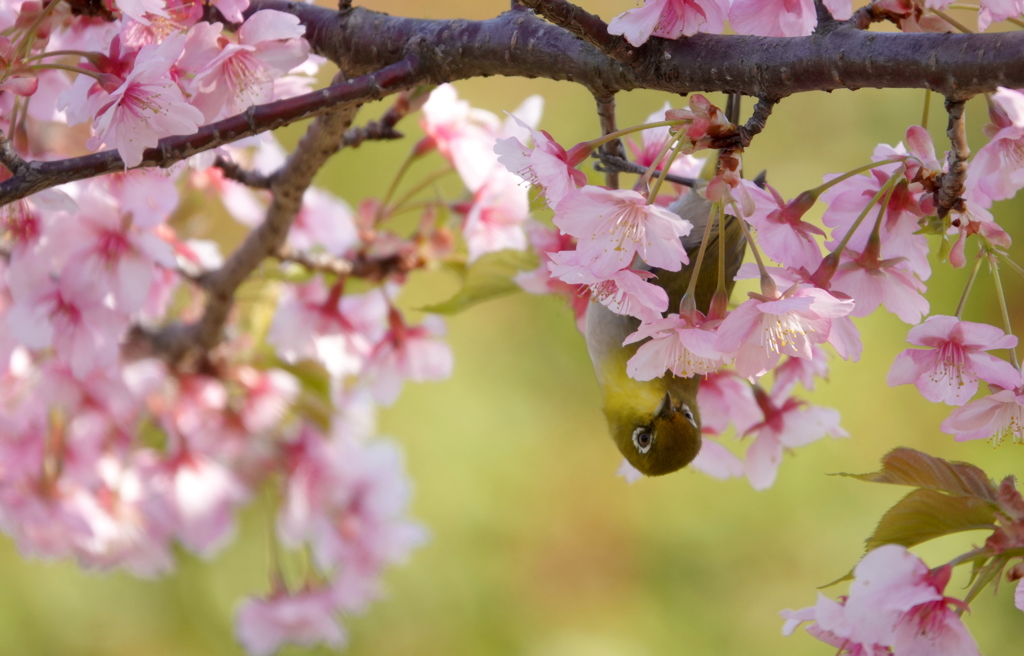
[937,98,969,219]
[254,0,1024,103]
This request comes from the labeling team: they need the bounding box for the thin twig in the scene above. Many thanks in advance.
[594,93,622,190]
[215,156,274,189]
[738,98,777,147]
[592,152,695,187]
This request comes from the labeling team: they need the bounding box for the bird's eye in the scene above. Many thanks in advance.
[632,427,653,454]
[682,404,697,428]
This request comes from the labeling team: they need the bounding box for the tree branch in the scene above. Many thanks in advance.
[594,93,621,189]
[215,156,274,189]
[936,98,970,219]
[257,0,1024,102]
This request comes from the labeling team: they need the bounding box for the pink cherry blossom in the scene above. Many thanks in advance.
[0,188,75,261]
[616,458,644,483]
[363,312,454,406]
[58,182,176,313]
[514,222,590,332]
[846,547,981,656]
[1016,579,1024,613]
[495,114,589,210]
[829,248,929,325]
[940,387,1024,443]
[623,310,725,380]
[781,593,892,656]
[75,453,175,577]
[978,0,1024,30]
[114,0,169,25]
[887,315,1022,405]
[548,250,668,322]
[288,187,359,257]
[823,0,853,19]
[626,102,705,198]
[553,185,691,277]
[964,90,1024,204]
[235,367,299,434]
[213,0,250,23]
[420,84,504,193]
[772,348,829,398]
[0,404,95,559]
[165,452,247,557]
[462,169,530,262]
[183,11,310,123]
[741,386,847,490]
[607,0,729,47]
[946,201,1011,269]
[267,280,389,379]
[820,164,931,281]
[785,546,980,655]
[277,426,426,609]
[235,588,346,656]
[738,181,824,271]
[88,36,204,168]
[690,439,745,480]
[715,285,855,379]
[729,0,817,37]
[697,371,762,436]
[6,259,129,378]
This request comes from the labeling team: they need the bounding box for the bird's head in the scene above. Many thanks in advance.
[606,390,702,476]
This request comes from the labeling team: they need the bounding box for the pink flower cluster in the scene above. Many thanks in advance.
[606,0,1022,45]
[782,545,981,655]
[499,84,1024,494]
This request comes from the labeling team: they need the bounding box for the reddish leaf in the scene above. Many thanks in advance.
[866,488,998,551]
[997,476,1024,521]
[842,448,998,503]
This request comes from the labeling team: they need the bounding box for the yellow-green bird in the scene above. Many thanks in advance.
[584,188,746,476]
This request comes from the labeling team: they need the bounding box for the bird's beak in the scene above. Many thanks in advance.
[655,391,676,419]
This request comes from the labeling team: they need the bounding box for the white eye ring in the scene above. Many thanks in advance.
[682,405,697,428]
[632,427,653,454]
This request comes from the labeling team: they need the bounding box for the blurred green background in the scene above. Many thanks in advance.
[2,1,1023,655]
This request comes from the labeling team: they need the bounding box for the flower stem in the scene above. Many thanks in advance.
[22,49,94,62]
[829,169,901,261]
[648,132,688,204]
[997,251,1024,279]
[954,248,985,318]
[922,89,931,128]
[14,0,63,62]
[805,157,905,198]
[681,201,719,310]
[728,199,775,297]
[386,166,454,215]
[25,63,102,79]
[930,8,975,33]
[990,255,1019,369]
[638,133,677,194]
[587,120,686,150]
[378,149,424,221]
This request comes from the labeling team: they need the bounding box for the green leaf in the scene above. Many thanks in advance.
[866,488,998,551]
[420,249,538,315]
[839,447,998,503]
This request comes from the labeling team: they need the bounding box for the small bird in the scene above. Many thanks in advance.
[584,187,747,476]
